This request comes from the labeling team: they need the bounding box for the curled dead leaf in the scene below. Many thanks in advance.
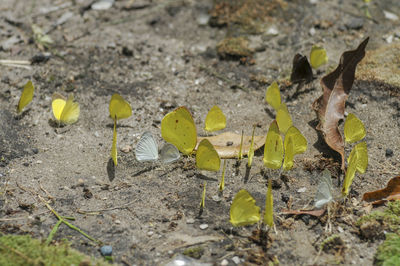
[362,176,400,205]
[196,132,265,159]
[312,38,369,169]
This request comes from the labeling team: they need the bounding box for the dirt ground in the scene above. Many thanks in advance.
[1,0,400,265]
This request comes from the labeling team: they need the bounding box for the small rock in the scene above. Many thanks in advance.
[212,195,221,202]
[232,256,241,264]
[385,149,394,157]
[309,27,316,36]
[100,245,112,256]
[92,0,114,10]
[345,18,364,30]
[266,26,279,36]
[31,53,51,64]
[115,219,121,224]
[32,148,39,154]
[147,231,154,236]
[36,160,42,164]
[122,46,133,57]
[77,178,84,186]
[337,226,344,233]
[221,259,229,266]
[94,131,100,137]
[197,13,210,26]
[199,224,208,230]
[297,187,307,193]
[23,162,29,167]
[120,145,132,153]
[383,10,399,21]
[186,218,195,224]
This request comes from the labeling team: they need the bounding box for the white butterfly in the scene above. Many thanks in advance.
[314,169,333,209]
[135,131,180,164]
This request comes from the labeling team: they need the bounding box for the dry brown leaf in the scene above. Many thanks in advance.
[281,208,325,217]
[196,132,265,159]
[362,176,400,205]
[312,38,369,169]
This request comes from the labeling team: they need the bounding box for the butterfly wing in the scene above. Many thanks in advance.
[204,105,226,132]
[230,189,261,227]
[135,131,158,162]
[344,113,366,143]
[17,81,34,113]
[263,120,283,169]
[161,106,197,155]
[160,143,180,164]
[196,139,221,171]
[60,94,80,124]
[314,169,333,208]
[52,97,66,121]
[265,81,281,110]
[109,94,132,120]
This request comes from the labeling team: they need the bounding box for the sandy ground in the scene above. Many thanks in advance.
[1,0,400,265]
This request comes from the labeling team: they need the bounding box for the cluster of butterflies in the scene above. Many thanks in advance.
[15,67,367,228]
[17,81,80,125]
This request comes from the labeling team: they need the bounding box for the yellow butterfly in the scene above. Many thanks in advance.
[230,189,261,227]
[238,130,244,160]
[111,119,118,165]
[200,181,206,209]
[283,126,307,170]
[342,141,368,196]
[247,125,256,167]
[276,103,293,134]
[109,94,132,121]
[52,93,80,125]
[310,45,328,69]
[204,105,226,132]
[196,139,221,172]
[17,80,34,113]
[219,159,227,192]
[344,113,366,143]
[161,106,197,155]
[263,120,283,169]
[264,179,274,227]
[265,81,281,110]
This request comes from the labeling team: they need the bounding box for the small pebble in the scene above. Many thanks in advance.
[100,245,112,256]
[32,148,39,154]
[383,10,399,21]
[199,224,208,230]
[385,149,394,157]
[120,145,132,153]
[297,187,307,193]
[212,195,221,202]
[186,218,195,224]
[115,219,121,224]
[36,160,42,164]
[345,18,364,30]
[232,256,241,264]
[147,231,154,236]
[221,259,229,266]
[94,131,100,137]
[338,226,344,233]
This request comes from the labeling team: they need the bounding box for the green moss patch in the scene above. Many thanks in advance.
[375,233,400,266]
[0,234,108,266]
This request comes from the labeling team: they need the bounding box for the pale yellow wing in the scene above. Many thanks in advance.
[109,94,132,120]
[52,93,67,121]
[111,119,118,166]
[263,179,274,227]
[230,189,261,227]
[344,113,366,143]
[310,45,328,69]
[263,120,283,169]
[17,80,34,113]
[161,106,197,155]
[276,103,293,134]
[60,94,80,124]
[196,139,221,172]
[265,81,281,110]
[204,105,226,132]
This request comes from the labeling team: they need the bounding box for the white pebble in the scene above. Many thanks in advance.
[232,256,241,264]
[221,259,229,266]
[297,187,307,193]
[186,218,195,224]
[199,224,208,230]
[147,231,154,236]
